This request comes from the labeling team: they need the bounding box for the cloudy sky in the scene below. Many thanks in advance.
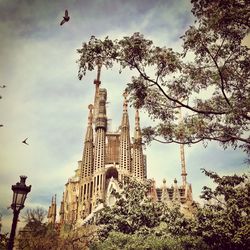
[0,0,248,232]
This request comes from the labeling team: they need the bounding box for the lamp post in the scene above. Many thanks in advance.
[8,176,31,250]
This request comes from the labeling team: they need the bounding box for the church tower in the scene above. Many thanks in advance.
[47,194,56,226]
[56,67,194,226]
[132,109,146,179]
[79,104,94,217]
[93,87,107,204]
[119,91,132,177]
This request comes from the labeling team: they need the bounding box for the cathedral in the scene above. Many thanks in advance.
[47,66,193,226]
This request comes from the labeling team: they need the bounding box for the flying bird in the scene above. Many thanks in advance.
[22,138,29,145]
[60,10,70,26]
[0,85,6,88]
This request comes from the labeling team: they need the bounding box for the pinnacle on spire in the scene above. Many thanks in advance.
[173,178,181,202]
[88,104,94,125]
[135,109,140,126]
[123,91,128,112]
[94,63,102,86]
[161,178,170,203]
[134,108,142,139]
[93,63,102,122]
[121,91,130,129]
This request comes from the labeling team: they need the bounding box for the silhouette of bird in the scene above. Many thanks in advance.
[22,138,29,145]
[60,10,70,25]
[0,85,6,88]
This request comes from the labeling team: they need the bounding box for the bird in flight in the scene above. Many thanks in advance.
[22,138,29,145]
[0,85,6,88]
[60,10,70,26]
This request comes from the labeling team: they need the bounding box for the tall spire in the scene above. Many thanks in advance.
[119,91,131,172]
[93,63,102,122]
[123,91,128,112]
[132,109,145,179]
[94,88,107,172]
[81,104,94,180]
[134,109,141,138]
[179,108,187,186]
[48,194,57,225]
[53,194,57,222]
[88,104,93,125]
[59,192,65,224]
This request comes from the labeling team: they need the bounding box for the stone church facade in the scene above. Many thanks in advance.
[47,67,193,226]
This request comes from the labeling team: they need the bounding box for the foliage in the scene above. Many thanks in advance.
[90,177,207,249]
[92,171,250,250]
[17,207,60,249]
[17,223,59,250]
[0,233,8,250]
[18,210,96,250]
[77,0,250,157]
[90,231,209,250]
[196,169,250,250]
[58,224,97,250]
[15,171,250,249]
[95,177,196,241]
[22,207,47,224]
[191,0,249,42]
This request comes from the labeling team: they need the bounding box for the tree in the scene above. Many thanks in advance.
[77,0,250,158]
[22,207,47,224]
[0,233,8,250]
[90,177,206,249]
[18,207,96,250]
[58,224,97,250]
[91,172,250,250]
[17,207,59,250]
[94,178,197,239]
[0,213,8,249]
[196,169,250,250]
[90,231,209,250]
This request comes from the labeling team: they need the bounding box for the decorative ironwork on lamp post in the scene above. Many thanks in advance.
[8,176,31,250]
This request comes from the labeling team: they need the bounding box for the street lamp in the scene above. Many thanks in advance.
[8,176,31,250]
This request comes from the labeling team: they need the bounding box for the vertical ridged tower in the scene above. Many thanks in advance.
[132,109,146,179]
[93,87,107,203]
[119,92,132,178]
[79,104,94,217]
[47,195,57,225]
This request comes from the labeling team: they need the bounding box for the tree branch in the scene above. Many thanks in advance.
[131,61,228,115]
[202,43,232,107]
[151,134,249,145]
